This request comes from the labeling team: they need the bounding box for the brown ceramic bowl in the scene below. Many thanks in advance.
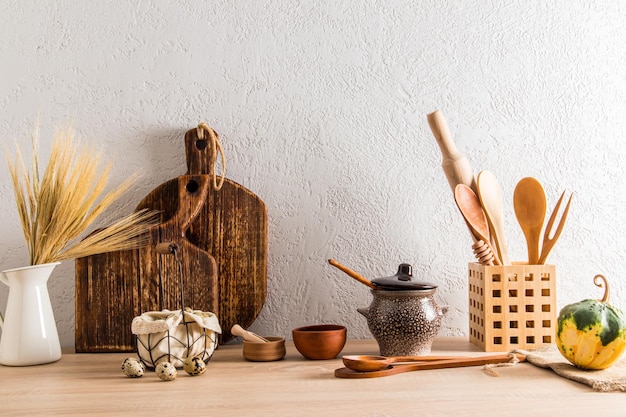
[292,324,347,360]
[242,337,286,362]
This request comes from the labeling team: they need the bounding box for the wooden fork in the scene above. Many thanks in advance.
[538,191,573,265]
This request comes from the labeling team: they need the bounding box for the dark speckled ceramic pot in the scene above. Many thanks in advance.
[358,288,448,356]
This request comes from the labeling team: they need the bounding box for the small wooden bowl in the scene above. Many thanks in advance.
[242,337,286,361]
[292,324,347,360]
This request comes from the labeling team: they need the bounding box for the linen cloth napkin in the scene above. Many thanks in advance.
[515,346,626,392]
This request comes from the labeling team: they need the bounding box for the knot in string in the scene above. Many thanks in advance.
[196,122,226,191]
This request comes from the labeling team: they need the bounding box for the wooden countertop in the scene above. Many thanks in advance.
[1,338,625,416]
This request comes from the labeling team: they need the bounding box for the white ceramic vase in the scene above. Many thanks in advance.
[0,262,62,366]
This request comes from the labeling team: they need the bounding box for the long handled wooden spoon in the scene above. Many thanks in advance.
[335,353,526,378]
[476,170,510,265]
[454,184,501,265]
[342,355,467,372]
[328,259,376,290]
[513,178,547,265]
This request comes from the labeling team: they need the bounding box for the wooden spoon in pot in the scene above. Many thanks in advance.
[454,184,501,265]
[513,178,547,265]
[342,355,466,372]
[328,259,376,290]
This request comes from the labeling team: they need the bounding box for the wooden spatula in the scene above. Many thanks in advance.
[476,171,510,265]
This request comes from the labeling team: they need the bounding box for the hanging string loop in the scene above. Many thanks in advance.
[196,122,226,191]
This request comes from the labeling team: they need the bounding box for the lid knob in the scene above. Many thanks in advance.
[397,263,413,281]
[370,263,437,290]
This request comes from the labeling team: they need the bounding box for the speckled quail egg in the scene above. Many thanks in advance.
[183,356,207,376]
[121,357,145,378]
[155,361,177,381]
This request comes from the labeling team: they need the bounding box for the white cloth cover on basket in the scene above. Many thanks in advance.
[132,309,221,368]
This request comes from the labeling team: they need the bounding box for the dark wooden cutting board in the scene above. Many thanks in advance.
[75,175,218,352]
[136,127,268,344]
[75,126,267,351]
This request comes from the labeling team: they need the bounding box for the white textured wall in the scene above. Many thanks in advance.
[1,1,626,348]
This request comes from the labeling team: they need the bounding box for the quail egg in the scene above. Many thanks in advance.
[155,361,177,381]
[183,356,207,376]
[121,357,145,378]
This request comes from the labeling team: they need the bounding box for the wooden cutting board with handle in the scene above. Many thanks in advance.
[75,174,218,352]
[76,125,267,351]
[134,125,267,345]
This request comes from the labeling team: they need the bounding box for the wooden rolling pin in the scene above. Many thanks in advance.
[427,110,477,194]
[428,110,496,265]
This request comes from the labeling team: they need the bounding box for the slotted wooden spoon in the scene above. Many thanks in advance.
[513,178,547,265]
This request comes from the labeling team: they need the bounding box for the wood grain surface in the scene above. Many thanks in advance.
[75,126,267,351]
[159,127,267,344]
[75,175,218,351]
[4,339,626,417]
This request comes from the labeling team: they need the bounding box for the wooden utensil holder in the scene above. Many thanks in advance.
[468,262,556,352]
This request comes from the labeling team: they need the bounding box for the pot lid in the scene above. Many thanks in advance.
[371,263,437,291]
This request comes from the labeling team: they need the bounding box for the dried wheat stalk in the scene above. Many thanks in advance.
[5,126,157,265]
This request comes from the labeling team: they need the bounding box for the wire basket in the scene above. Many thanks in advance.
[131,243,221,369]
[132,308,219,369]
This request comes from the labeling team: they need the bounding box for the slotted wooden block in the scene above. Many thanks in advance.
[468,262,556,352]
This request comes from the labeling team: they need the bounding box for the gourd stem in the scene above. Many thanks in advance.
[593,274,610,302]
